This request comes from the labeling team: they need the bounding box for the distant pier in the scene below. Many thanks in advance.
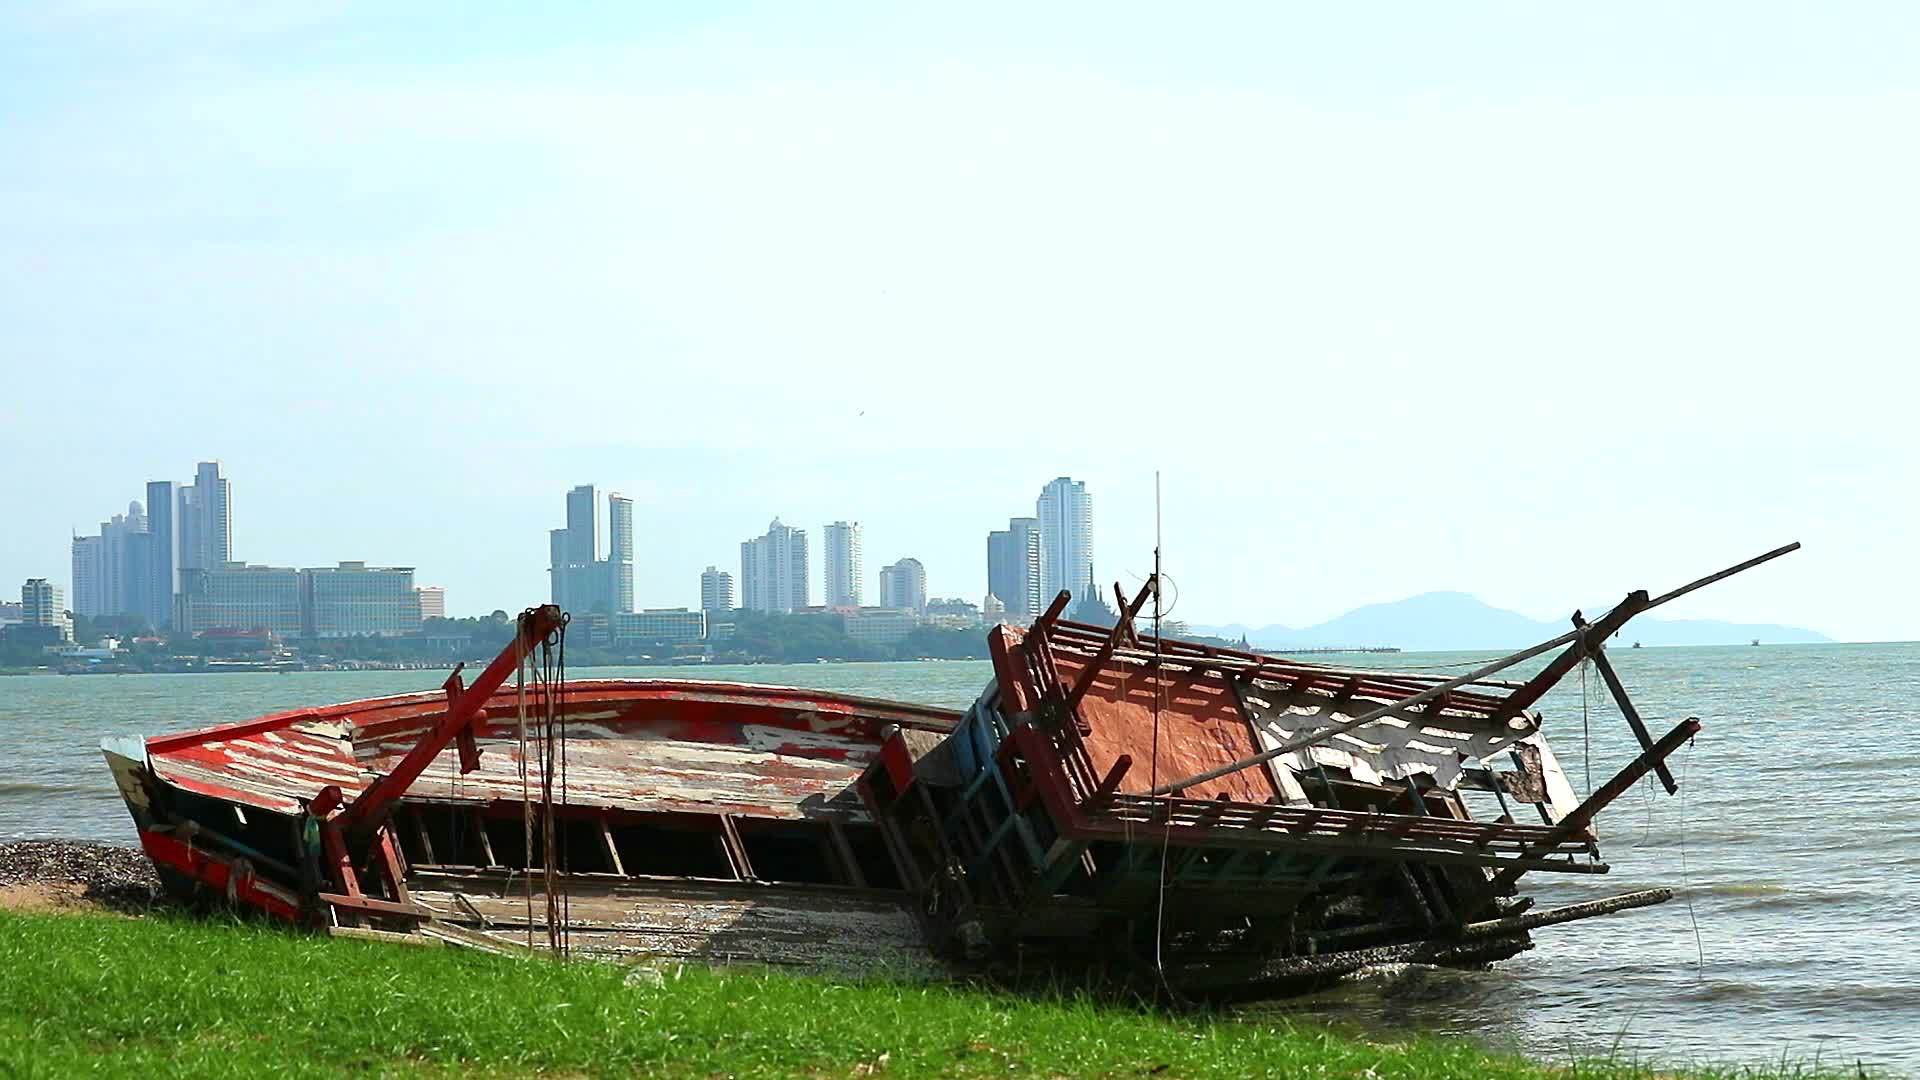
[1257,646,1401,656]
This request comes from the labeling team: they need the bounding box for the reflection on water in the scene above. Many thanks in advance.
[3,644,1915,1074]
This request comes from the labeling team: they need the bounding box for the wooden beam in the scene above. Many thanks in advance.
[826,822,866,889]
[599,817,626,877]
[319,892,432,920]
[1456,886,1672,939]
[717,815,755,882]
[328,925,444,948]
[1063,577,1157,715]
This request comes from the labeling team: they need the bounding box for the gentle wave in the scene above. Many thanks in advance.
[1683,980,1920,1012]
[1700,882,1788,896]
[0,780,113,798]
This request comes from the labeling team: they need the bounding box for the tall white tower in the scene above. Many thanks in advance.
[823,521,863,608]
[1035,477,1093,605]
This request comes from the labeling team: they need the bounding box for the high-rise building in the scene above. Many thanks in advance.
[986,515,1043,619]
[70,534,104,617]
[21,578,71,642]
[822,521,863,607]
[1036,477,1093,605]
[878,557,927,613]
[565,485,598,566]
[416,585,446,621]
[547,485,633,614]
[72,500,153,620]
[551,484,598,612]
[72,474,188,629]
[179,461,232,572]
[740,519,809,613]
[100,501,144,619]
[175,563,304,637]
[699,565,735,614]
[143,480,178,629]
[302,562,421,637]
[607,493,635,614]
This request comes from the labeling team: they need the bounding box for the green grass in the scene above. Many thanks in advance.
[0,910,1859,1079]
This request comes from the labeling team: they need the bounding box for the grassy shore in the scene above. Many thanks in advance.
[0,910,1854,1079]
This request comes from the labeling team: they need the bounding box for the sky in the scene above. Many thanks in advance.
[3,3,1916,640]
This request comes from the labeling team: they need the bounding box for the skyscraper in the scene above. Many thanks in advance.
[548,485,632,614]
[99,501,145,619]
[548,528,578,609]
[179,461,231,572]
[73,477,183,628]
[986,516,1043,619]
[878,557,927,613]
[565,485,598,567]
[740,519,809,613]
[70,535,103,617]
[73,502,149,619]
[144,479,178,629]
[700,566,735,614]
[607,493,635,614]
[1036,477,1093,605]
[822,521,863,607]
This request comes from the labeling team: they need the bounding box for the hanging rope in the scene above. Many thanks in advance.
[535,618,571,957]
[1580,660,1594,798]
[517,642,534,949]
[1678,735,1704,977]
[557,617,570,951]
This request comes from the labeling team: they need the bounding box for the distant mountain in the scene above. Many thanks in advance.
[1190,591,1829,651]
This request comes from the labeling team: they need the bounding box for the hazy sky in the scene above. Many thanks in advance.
[4,3,1916,640]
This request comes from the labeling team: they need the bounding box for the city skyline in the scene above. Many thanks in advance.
[43,462,1106,634]
[12,454,1855,640]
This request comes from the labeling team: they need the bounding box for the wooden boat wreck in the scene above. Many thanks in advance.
[103,543,1798,995]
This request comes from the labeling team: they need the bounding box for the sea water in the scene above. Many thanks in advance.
[2,643,1913,1074]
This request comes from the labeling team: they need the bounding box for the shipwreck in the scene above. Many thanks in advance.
[103,543,1798,995]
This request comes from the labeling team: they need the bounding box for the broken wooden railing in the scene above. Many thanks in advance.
[1144,542,1799,798]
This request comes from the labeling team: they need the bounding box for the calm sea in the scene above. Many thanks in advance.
[2,644,1914,1075]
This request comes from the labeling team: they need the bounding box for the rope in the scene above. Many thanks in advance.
[535,622,571,957]
[518,643,533,949]
[1678,736,1704,978]
[552,614,564,949]
[1580,660,1593,798]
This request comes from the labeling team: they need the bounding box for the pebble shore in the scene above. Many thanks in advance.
[0,840,160,911]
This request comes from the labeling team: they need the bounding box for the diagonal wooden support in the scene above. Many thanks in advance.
[1575,614,1677,794]
[1063,576,1157,715]
[1112,582,1140,647]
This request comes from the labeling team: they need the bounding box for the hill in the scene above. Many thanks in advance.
[1192,591,1828,651]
